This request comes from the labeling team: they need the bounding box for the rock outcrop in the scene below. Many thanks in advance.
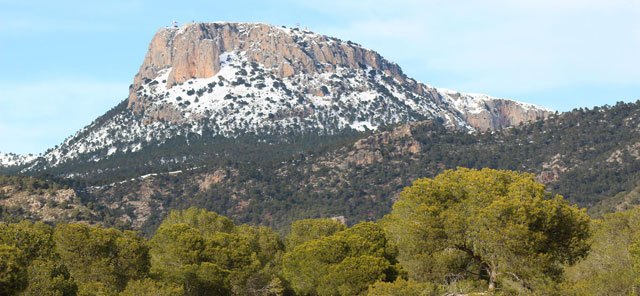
[127,22,549,130]
[128,22,407,114]
[439,89,551,131]
[0,186,93,222]
[464,99,551,131]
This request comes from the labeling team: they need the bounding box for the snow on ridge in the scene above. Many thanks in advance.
[0,152,38,167]
[36,50,476,170]
[137,50,473,135]
[163,22,367,55]
[29,42,550,172]
[436,88,554,114]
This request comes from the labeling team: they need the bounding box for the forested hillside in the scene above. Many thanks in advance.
[36,100,636,233]
[2,101,640,233]
[6,169,637,296]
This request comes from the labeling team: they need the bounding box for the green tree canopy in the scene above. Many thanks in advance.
[562,207,640,295]
[367,279,442,296]
[0,221,56,263]
[283,221,399,296]
[159,207,235,236]
[0,221,77,296]
[119,279,183,296]
[22,259,77,296]
[0,244,27,295]
[54,223,149,295]
[383,168,591,293]
[285,218,346,249]
[149,207,285,296]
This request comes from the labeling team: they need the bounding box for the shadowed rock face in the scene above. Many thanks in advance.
[128,22,409,113]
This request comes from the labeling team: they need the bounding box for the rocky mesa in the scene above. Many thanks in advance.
[127,22,550,130]
[14,22,550,173]
[128,23,406,111]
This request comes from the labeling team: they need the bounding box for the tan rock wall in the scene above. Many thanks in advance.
[128,23,406,115]
[462,99,550,131]
[126,22,550,131]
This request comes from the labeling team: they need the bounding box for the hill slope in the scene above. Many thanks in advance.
[15,22,548,178]
[40,101,637,233]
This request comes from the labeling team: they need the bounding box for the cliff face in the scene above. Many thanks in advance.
[128,23,407,114]
[443,91,552,131]
[126,22,548,130]
[481,99,551,130]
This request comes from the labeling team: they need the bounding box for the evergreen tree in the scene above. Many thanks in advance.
[283,222,399,295]
[384,168,591,293]
[54,223,149,295]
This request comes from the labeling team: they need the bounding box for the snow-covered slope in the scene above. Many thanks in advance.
[437,88,552,131]
[438,88,549,116]
[0,152,37,167]
[19,22,550,172]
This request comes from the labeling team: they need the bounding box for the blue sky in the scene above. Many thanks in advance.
[1,0,639,154]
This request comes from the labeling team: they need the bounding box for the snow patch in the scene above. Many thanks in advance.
[437,88,553,115]
[0,152,37,167]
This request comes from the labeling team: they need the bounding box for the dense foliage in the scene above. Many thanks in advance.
[149,208,283,295]
[54,223,149,294]
[384,168,591,294]
[0,175,68,194]
[283,221,399,295]
[4,168,633,295]
[561,207,640,294]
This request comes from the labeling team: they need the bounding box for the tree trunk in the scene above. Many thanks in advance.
[488,267,497,292]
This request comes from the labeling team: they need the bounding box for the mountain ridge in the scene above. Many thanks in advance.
[80,100,640,232]
[5,22,549,176]
[2,100,639,233]
[0,152,37,167]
